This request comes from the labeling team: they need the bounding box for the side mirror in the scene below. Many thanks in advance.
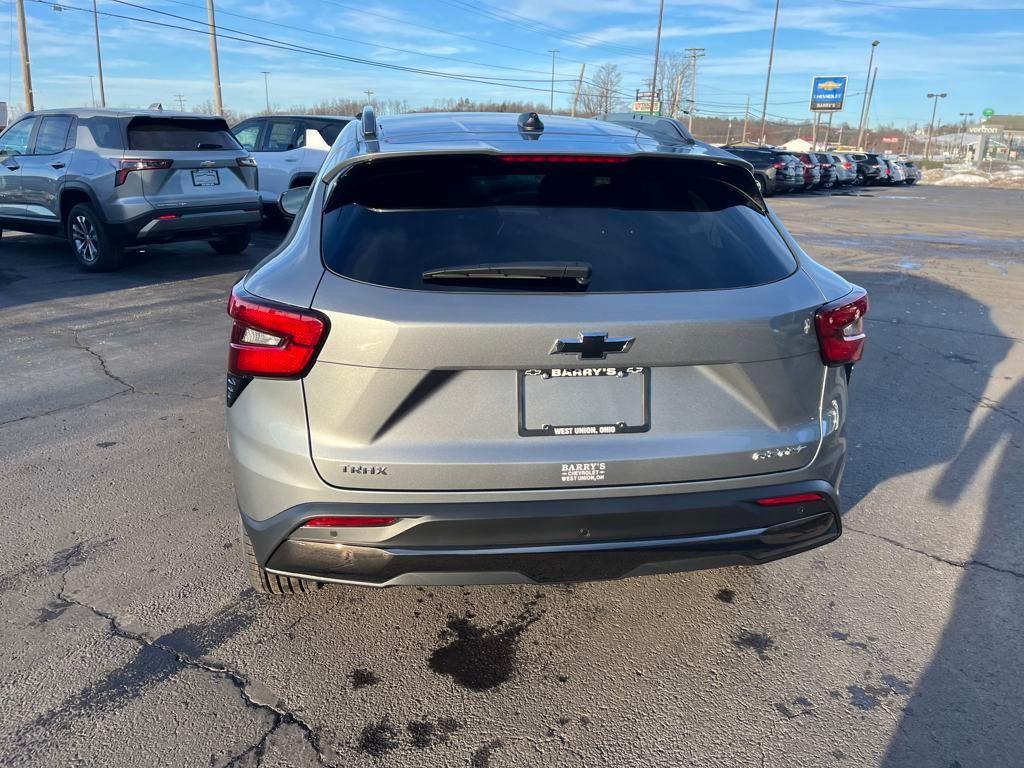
[278,185,310,218]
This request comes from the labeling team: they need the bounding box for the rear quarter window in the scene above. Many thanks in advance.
[127,117,240,151]
[321,155,797,293]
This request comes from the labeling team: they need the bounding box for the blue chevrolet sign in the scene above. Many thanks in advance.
[810,75,848,111]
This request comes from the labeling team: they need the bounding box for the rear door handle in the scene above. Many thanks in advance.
[284,158,298,162]
[50,161,66,169]
[3,162,18,171]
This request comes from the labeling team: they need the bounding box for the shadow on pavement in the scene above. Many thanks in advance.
[836,269,1023,764]
[0,221,288,311]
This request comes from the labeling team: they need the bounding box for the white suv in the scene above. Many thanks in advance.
[231,115,351,212]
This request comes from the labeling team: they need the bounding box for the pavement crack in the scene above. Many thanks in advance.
[52,560,338,768]
[845,525,1024,579]
[70,329,136,393]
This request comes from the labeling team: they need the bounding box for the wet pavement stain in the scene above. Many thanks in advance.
[358,716,400,757]
[349,667,380,689]
[715,588,736,604]
[469,739,503,768]
[406,717,462,749]
[34,599,72,625]
[95,441,117,448]
[732,630,775,659]
[428,601,543,691]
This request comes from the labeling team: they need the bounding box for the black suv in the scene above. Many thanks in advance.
[722,146,803,195]
[845,153,886,186]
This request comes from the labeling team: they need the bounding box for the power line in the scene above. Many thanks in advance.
[831,0,1024,10]
[22,0,594,98]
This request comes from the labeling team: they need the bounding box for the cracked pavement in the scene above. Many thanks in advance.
[1,186,1022,767]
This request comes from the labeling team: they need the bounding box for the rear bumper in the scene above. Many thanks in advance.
[244,480,841,587]
[113,204,261,244]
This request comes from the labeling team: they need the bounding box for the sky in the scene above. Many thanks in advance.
[2,0,1023,129]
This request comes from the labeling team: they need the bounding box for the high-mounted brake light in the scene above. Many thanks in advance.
[499,154,629,164]
[227,286,329,378]
[303,516,398,527]
[815,288,869,366]
[115,158,172,186]
[756,492,824,506]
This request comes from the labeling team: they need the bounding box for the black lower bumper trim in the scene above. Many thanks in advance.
[264,510,841,587]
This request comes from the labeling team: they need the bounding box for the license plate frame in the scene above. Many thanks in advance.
[191,168,220,186]
[517,367,651,437]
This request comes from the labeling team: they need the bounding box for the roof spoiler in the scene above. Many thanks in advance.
[359,105,380,152]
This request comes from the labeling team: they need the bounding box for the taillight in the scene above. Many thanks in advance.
[227,286,329,378]
[844,162,853,170]
[237,156,257,167]
[815,288,869,365]
[773,161,785,169]
[303,516,397,527]
[115,159,172,186]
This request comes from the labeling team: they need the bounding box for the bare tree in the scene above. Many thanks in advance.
[578,63,626,116]
[656,52,687,117]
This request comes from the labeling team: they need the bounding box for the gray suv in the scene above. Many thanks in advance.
[228,109,868,594]
[0,108,260,271]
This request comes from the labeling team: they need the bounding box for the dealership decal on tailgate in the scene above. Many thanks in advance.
[561,462,607,483]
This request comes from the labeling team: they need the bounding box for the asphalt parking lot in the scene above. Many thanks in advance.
[1,184,1021,767]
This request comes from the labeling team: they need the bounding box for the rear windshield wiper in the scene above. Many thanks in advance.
[197,142,225,149]
[422,261,591,285]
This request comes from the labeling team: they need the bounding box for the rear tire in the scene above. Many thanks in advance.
[67,203,121,272]
[243,528,319,596]
[754,175,767,196]
[210,229,251,255]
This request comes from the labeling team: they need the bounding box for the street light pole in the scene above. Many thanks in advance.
[757,0,781,144]
[91,0,106,107]
[958,111,973,157]
[923,92,947,161]
[261,71,270,113]
[547,50,558,112]
[856,40,879,149]
[649,0,664,115]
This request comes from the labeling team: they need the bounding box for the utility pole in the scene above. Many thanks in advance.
[364,89,373,104]
[741,95,750,142]
[206,0,223,115]
[570,63,585,117]
[837,124,844,147]
[856,40,879,149]
[88,75,96,108]
[825,112,834,149]
[811,112,819,149]
[91,0,106,107]
[547,50,558,112]
[261,71,271,113]
[684,48,705,132]
[649,0,664,115]
[15,0,33,112]
[672,73,683,119]
[923,92,947,161]
[758,0,781,144]
[725,120,733,145]
[174,93,186,111]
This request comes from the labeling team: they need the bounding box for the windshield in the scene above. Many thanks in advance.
[321,155,796,293]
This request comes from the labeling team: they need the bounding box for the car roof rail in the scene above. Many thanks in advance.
[359,104,380,152]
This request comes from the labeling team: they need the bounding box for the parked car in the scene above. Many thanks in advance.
[810,153,838,189]
[829,153,857,186]
[0,108,259,271]
[227,109,867,594]
[721,145,804,195]
[231,115,352,211]
[795,153,822,190]
[895,158,921,184]
[882,157,905,184]
[845,152,886,185]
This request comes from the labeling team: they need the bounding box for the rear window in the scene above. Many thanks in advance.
[85,116,123,149]
[127,117,240,151]
[321,155,797,293]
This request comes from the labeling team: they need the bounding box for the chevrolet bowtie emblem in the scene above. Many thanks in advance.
[550,332,635,360]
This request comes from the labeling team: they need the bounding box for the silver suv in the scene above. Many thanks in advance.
[227,109,868,594]
[0,108,260,271]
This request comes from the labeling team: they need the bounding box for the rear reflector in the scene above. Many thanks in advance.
[303,516,398,527]
[756,492,824,506]
[499,154,629,164]
[814,288,869,366]
[227,286,329,378]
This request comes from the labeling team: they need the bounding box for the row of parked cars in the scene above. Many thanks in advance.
[0,106,919,272]
[723,145,922,196]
